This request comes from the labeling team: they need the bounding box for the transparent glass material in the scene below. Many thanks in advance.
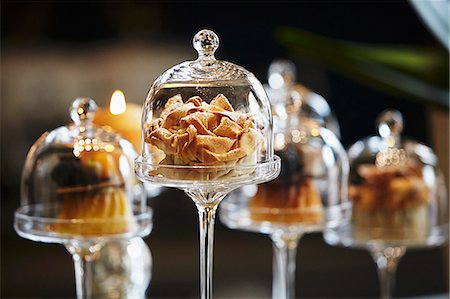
[135,29,281,299]
[91,237,152,299]
[14,98,153,299]
[324,109,448,298]
[264,59,341,138]
[220,84,348,299]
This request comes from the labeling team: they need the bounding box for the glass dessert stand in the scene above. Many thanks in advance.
[220,186,323,299]
[136,156,280,299]
[219,126,348,299]
[90,236,152,299]
[325,219,447,299]
[15,207,152,298]
[324,110,449,299]
[220,57,348,299]
[136,28,281,299]
[14,97,153,299]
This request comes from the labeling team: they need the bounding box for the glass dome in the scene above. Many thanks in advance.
[220,85,348,235]
[15,97,152,243]
[326,109,448,248]
[136,29,279,189]
[264,59,341,138]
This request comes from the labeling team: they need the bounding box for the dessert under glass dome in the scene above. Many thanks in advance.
[136,29,279,188]
[324,109,448,298]
[135,29,280,299]
[15,97,152,299]
[219,60,349,299]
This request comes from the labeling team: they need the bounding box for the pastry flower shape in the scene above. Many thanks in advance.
[145,94,259,170]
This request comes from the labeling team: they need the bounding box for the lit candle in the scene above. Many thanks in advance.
[93,90,142,152]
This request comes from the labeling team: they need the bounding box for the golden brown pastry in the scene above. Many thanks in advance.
[350,163,429,210]
[52,186,134,235]
[145,94,259,180]
[79,150,121,181]
[350,163,430,241]
[51,149,135,236]
[249,179,323,224]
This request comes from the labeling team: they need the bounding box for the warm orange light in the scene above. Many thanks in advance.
[110,90,127,115]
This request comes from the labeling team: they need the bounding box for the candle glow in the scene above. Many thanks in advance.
[110,90,127,115]
[93,89,142,152]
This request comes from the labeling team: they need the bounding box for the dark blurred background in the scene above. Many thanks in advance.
[1,1,448,298]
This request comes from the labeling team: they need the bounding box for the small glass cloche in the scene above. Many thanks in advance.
[327,109,448,247]
[238,58,348,231]
[264,59,341,138]
[136,29,280,188]
[220,59,348,234]
[323,109,448,299]
[221,89,349,233]
[15,97,152,243]
[219,67,349,299]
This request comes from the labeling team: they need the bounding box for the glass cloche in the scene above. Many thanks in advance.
[16,97,152,242]
[135,29,280,189]
[325,109,448,248]
[264,59,341,138]
[15,97,153,299]
[220,66,348,236]
[135,29,280,299]
[219,68,348,298]
[323,109,448,299]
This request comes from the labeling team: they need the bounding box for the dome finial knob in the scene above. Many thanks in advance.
[376,109,404,138]
[193,29,220,59]
[70,97,97,124]
[268,59,297,89]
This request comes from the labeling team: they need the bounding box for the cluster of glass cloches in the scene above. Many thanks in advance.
[15,98,152,243]
[13,27,448,299]
[221,58,448,249]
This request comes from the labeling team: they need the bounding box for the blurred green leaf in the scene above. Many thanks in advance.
[276,27,449,108]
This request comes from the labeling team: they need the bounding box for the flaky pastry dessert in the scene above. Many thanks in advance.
[249,179,323,224]
[144,94,259,180]
[51,150,135,236]
[350,163,430,241]
[247,145,324,225]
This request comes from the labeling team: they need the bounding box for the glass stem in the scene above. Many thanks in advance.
[187,190,226,299]
[65,241,103,299]
[270,232,302,299]
[197,204,218,299]
[370,246,406,299]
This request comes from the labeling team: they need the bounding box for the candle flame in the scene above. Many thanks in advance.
[110,90,127,115]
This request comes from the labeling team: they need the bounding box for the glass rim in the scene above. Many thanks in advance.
[14,204,153,225]
[222,205,324,215]
[134,155,281,189]
[135,155,280,170]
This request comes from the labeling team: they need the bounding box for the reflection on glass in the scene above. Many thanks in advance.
[264,59,341,138]
[92,237,152,299]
